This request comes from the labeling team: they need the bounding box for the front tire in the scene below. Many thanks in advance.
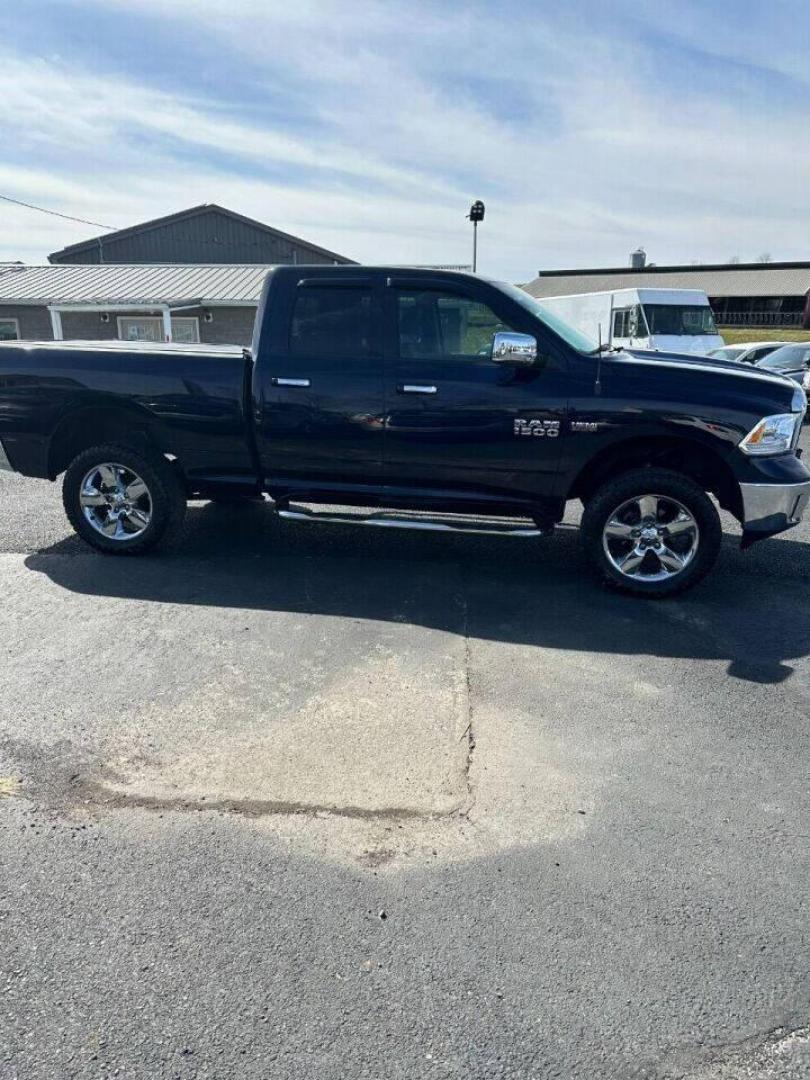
[63,444,186,555]
[580,468,722,597]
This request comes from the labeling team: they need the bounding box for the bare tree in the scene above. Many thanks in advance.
[729,256,740,264]
[756,253,772,263]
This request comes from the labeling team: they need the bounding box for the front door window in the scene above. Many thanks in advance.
[397,291,515,360]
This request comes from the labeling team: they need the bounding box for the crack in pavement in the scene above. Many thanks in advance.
[60,776,439,822]
[1,737,467,824]
[457,578,477,819]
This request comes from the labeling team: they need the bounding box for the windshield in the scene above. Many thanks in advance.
[493,281,598,353]
[709,346,744,361]
[758,344,810,371]
[643,304,717,336]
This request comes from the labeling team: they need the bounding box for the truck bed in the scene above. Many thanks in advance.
[0,339,255,484]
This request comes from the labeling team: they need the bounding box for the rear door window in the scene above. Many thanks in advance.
[290,287,379,359]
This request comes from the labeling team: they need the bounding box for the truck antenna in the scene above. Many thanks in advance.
[595,322,603,396]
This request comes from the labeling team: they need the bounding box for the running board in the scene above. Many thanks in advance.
[277,505,550,538]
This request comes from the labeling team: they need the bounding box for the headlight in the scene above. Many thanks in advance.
[739,413,802,455]
[803,370,810,391]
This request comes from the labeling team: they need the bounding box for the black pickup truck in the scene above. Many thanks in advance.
[1,266,808,596]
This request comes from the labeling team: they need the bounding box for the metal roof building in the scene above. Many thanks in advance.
[0,263,275,346]
[0,262,272,305]
[1,203,357,346]
[524,261,810,329]
[47,203,355,267]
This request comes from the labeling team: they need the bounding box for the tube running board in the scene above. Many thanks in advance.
[277,505,551,538]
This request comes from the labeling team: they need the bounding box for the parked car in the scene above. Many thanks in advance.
[1,267,809,597]
[752,342,810,399]
[708,341,790,364]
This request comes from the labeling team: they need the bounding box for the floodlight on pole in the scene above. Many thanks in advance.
[466,200,485,272]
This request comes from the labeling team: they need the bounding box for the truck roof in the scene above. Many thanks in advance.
[539,287,712,306]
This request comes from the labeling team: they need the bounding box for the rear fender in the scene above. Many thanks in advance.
[47,401,164,479]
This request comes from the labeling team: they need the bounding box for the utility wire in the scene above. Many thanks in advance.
[0,193,117,231]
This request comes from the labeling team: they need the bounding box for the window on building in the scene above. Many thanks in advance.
[0,319,20,341]
[117,316,200,343]
[396,291,515,360]
[289,287,377,358]
[168,319,200,344]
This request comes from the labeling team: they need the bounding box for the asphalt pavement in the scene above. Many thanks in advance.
[1,436,809,1079]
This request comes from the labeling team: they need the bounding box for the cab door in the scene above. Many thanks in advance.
[255,276,385,485]
[382,278,567,500]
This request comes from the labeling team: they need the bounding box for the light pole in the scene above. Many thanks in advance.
[467,200,485,272]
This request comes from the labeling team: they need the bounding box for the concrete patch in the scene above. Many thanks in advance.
[100,649,469,816]
[0,551,600,866]
[462,636,605,849]
[0,554,469,823]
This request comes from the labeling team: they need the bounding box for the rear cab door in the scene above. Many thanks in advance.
[252,268,386,488]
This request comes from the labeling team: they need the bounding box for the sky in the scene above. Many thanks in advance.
[0,0,808,280]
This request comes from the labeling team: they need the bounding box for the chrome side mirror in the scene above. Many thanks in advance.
[491,332,537,367]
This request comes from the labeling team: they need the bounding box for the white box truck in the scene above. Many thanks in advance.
[536,287,724,355]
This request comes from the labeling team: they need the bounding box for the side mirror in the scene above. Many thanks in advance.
[491,332,537,367]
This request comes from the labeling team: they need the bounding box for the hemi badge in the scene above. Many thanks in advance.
[571,421,600,433]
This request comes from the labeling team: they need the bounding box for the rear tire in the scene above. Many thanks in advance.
[580,468,721,597]
[63,443,186,555]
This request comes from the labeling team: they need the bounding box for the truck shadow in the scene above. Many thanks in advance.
[24,500,810,684]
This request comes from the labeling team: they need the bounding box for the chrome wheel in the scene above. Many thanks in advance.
[79,463,153,541]
[602,493,699,583]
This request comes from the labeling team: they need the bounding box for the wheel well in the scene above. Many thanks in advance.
[48,405,161,479]
[570,437,743,520]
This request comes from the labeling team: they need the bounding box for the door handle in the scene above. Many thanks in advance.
[271,377,311,387]
[398,384,437,394]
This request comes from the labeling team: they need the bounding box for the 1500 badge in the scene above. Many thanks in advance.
[514,419,560,437]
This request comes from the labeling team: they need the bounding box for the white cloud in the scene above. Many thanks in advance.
[0,1,808,275]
